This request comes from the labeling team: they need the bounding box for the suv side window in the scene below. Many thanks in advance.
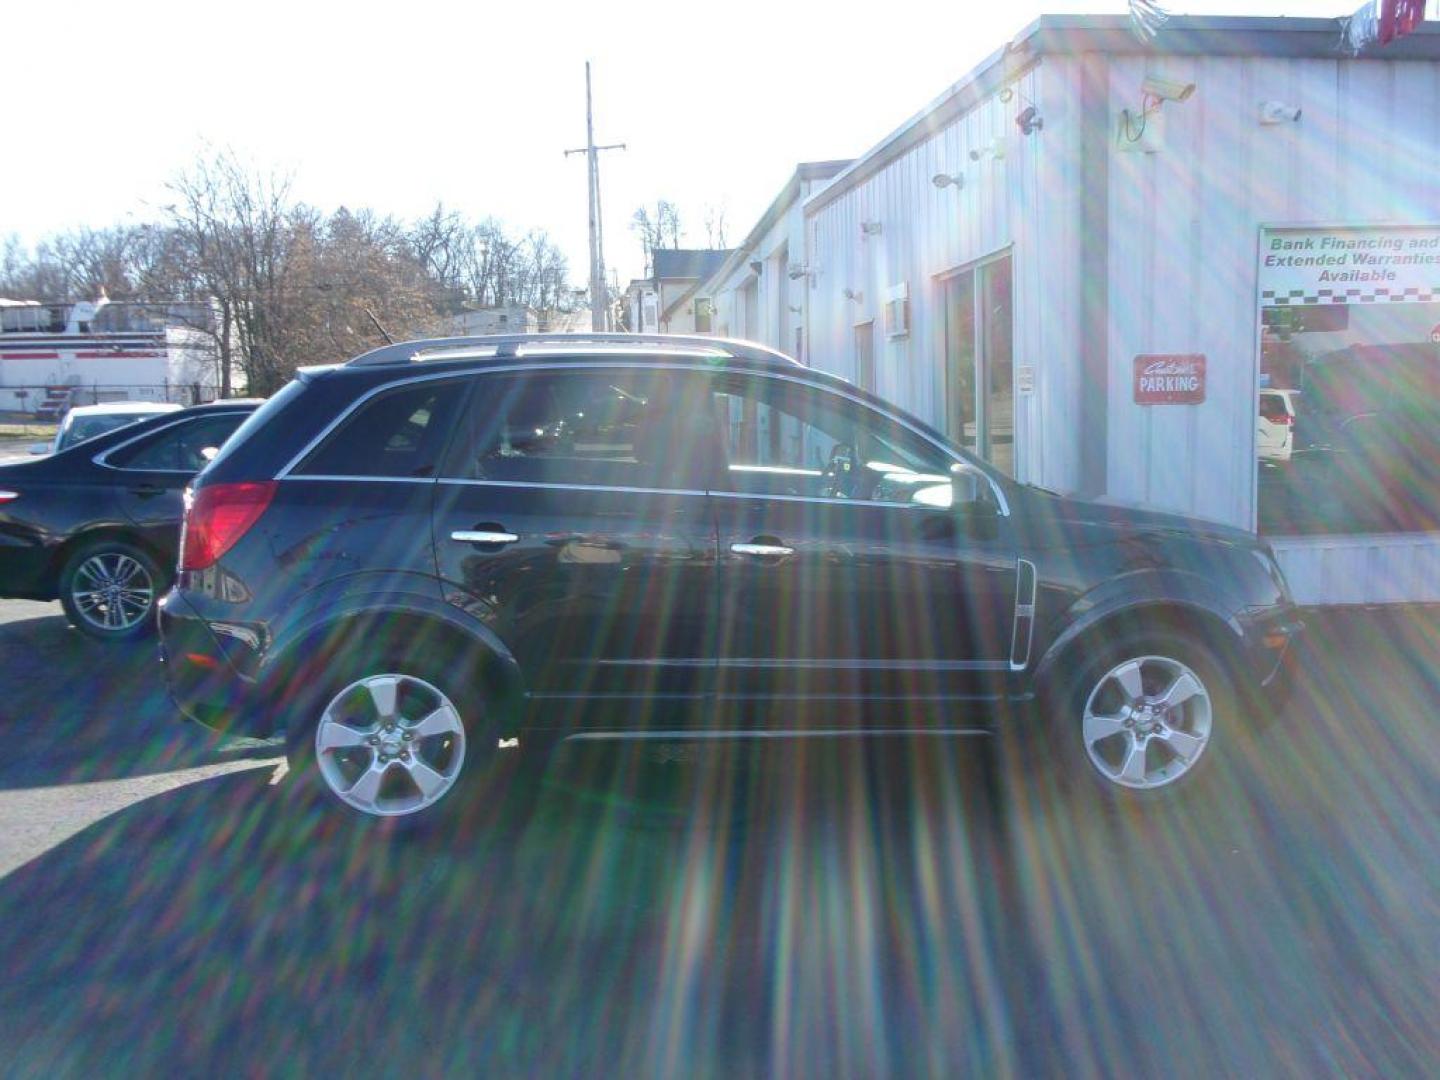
[106,414,247,472]
[295,380,462,478]
[442,368,721,491]
[711,375,956,506]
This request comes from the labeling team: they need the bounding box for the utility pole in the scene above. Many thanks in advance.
[565,62,625,331]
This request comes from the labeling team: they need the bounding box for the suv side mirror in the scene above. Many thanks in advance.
[950,466,996,513]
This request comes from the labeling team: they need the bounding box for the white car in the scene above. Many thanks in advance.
[31,401,182,456]
[1258,389,1300,463]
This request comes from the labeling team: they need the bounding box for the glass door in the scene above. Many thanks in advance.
[941,254,1014,476]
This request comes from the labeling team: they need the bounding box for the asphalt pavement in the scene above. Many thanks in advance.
[0,598,1435,1077]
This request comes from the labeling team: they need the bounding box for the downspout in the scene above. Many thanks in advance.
[1077,51,1110,497]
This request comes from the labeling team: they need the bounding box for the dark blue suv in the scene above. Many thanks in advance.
[159,334,1300,823]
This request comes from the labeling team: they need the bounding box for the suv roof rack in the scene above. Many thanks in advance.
[345,332,801,369]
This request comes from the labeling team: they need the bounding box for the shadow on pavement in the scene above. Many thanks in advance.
[0,711,1435,1077]
[0,610,276,791]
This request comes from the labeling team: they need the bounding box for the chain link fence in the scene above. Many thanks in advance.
[1,383,221,417]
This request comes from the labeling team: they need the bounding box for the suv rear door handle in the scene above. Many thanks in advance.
[128,483,166,499]
[731,540,795,558]
[452,529,520,546]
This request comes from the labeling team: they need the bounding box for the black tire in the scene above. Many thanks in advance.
[58,539,166,642]
[1008,632,1237,808]
[283,650,530,832]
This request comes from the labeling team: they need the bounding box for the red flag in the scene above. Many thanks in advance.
[1379,0,1427,44]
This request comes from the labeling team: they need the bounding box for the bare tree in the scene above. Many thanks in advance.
[703,204,729,249]
[3,153,582,391]
[631,200,683,276]
[163,148,299,394]
[409,202,469,312]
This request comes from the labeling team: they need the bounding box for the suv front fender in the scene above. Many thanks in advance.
[1030,568,1248,701]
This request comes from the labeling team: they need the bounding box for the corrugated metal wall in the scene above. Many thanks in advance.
[805,62,1083,492]
[801,48,1440,603]
[1102,53,1440,531]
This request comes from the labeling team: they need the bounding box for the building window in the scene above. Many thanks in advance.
[854,321,875,392]
[695,297,713,334]
[1256,226,1440,536]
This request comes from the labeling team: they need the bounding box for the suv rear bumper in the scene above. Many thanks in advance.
[159,590,275,737]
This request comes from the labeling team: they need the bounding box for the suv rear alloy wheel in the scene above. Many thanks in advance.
[287,654,507,826]
[59,540,164,641]
[314,673,468,818]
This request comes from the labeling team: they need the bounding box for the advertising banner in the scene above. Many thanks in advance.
[1261,225,1440,305]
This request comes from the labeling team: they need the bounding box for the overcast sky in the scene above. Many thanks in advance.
[2,1,1359,287]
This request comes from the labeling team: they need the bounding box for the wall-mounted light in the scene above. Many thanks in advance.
[860,220,883,236]
[1259,100,1302,125]
[842,288,863,303]
[748,259,763,275]
[787,263,810,280]
[931,172,964,191]
[968,137,1006,162]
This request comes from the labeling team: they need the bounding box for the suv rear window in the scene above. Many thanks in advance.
[295,380,463,478]
[1259,394,1291,421]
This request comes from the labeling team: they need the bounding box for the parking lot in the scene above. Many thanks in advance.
[0,597,1435,1076]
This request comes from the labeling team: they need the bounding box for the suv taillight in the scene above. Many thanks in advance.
[180,481,276,571]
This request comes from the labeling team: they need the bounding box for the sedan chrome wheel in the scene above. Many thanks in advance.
[314,673,468,818]
[1081,655,1213,791]
[70,552,156,633]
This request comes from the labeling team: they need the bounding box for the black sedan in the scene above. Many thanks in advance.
[0,399,259,640]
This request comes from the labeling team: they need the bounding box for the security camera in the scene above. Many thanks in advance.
[931,172,964,189]
[1259,100,1302,125]
[1142,75,1196,103]
[787,263,809,280]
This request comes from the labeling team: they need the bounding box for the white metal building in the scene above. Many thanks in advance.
[0,298,222,411]
[679,161,850,363]
[696,14,1440,606]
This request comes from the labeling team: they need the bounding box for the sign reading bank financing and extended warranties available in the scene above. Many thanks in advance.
[1260,225,1440,305]
[1134,354,1206,405]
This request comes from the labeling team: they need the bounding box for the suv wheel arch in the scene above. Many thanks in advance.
[1031,600,1244,712]
[259,610,525,737]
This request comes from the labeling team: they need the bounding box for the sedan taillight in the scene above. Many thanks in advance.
[179,481,277,571]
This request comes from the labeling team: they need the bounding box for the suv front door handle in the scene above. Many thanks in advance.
[731,540,795,558]
[452,529,520,546]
